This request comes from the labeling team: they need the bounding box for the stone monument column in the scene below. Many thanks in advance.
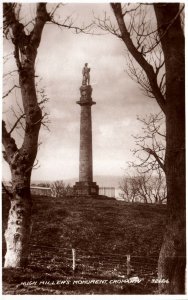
[74,64,99,196]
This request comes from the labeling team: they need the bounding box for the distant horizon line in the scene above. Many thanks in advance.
[2,174,123,182]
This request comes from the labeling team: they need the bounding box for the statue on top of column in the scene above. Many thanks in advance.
[82,63,90,85]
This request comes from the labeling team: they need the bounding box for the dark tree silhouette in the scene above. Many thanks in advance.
[96,3,185,293]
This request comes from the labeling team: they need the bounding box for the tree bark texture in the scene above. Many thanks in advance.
[4,174,32,268]
[154,4,185,294]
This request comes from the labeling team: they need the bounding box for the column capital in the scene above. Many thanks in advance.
[77,84,96,106]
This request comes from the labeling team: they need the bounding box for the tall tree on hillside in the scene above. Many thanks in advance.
[3,3,90,268]
[96,3,185,294]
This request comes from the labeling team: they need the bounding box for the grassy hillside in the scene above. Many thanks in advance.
[2,195,167,295]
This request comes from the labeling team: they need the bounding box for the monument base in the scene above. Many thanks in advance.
[73,181,99,196]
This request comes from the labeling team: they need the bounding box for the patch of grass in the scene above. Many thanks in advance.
[2,194,166,294]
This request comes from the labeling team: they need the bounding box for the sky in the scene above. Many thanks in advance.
[2,3,160,182]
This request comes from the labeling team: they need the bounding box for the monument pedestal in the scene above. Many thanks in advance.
[73,181,99,196]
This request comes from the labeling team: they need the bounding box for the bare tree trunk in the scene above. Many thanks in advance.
[3,72,41,267]
[3,68,42,268]
[4,172,32,268]
[157,114,185,293]
[3,3,50,268]
[154,4,185,294]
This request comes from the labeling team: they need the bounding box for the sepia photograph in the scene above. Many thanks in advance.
[2,1,186,296]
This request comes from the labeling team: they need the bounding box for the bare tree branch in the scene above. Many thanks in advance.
[8,113,25,135]
[110,3,166,113]
[129,112,166,174]
[3,85,20,99]
[49,18,94,34]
